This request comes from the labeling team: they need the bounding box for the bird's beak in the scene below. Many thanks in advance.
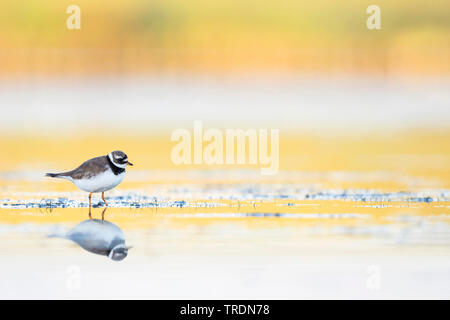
[126,246,133,250]
[127,161,133,166]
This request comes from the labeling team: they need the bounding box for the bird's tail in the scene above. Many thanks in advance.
[46,172,73,181]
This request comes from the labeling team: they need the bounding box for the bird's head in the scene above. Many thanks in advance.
[108,150,133,169]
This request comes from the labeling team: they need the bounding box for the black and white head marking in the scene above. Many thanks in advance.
[108,151,128,169]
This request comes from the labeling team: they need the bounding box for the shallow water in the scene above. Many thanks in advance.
[0,168,449,299]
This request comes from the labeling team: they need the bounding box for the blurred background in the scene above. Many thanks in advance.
[0,0,449,172]
[0,0,449,299]
[1,0,449,76]
[0,0,448,187]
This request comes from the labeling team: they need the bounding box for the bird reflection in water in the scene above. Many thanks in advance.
[53,208,131,261]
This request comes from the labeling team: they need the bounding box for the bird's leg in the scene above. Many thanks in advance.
[102,207,108,221]
[88,192,92,219]
[102,192,108,207]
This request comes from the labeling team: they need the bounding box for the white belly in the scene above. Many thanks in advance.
[73,171,125,193]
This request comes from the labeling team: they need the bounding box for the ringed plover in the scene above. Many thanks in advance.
[46,151,133,212]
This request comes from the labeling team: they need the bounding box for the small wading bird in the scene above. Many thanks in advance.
[46,151,133,216]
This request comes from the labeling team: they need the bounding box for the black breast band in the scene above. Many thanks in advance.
[106,156,125,175]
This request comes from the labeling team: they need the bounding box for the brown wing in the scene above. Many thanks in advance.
[62,156,109,180]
